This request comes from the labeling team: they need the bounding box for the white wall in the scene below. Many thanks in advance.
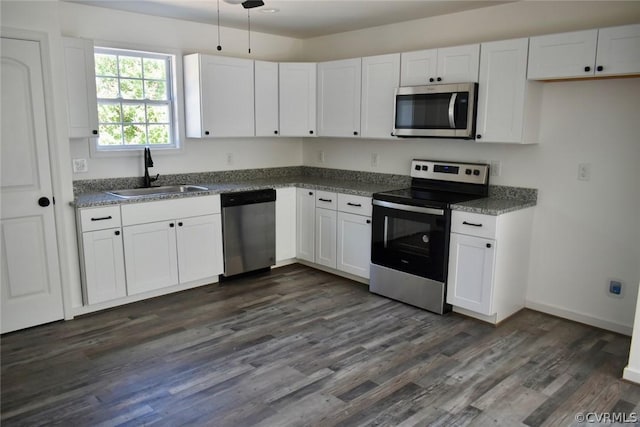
[300,3,640,334]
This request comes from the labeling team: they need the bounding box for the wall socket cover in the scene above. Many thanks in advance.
[608,279,624,298]
[72,158,88,173]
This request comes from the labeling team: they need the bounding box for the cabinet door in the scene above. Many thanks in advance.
[176,214,223,284]
[447,233,495,316]
[201,55,255,137]
[476,38,529,143]
[400,49,437,86]
[315,208,337,269]
[81,228,126,304]
[317,58,361,137]
[336,212,371,278]
[436,44,480,84]
[361,53,400,139]
[255,60,279,136]
[123,221,179,295]
[595,24,640,77]
[276,187,297,261]
[63,37,99,139]
[527,29,598,79]
[279,63,316,137]
[296,188,315,262]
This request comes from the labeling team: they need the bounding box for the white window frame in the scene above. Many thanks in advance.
[89,44,185,157]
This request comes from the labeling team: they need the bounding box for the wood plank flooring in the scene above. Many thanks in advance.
[2,264,639,426]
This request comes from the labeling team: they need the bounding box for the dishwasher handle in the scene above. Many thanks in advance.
[220,189,276,207]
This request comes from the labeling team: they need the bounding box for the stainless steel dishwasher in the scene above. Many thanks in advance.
[220,189,276,278]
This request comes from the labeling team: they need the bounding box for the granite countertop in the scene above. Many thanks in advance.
[451,198,536,216]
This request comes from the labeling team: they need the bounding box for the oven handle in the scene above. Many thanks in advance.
[372,200,444,216]
[448,93,457,129]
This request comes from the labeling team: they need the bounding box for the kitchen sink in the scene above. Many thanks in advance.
[106,185,209,199]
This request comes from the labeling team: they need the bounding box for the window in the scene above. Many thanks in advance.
[94,47,177,150]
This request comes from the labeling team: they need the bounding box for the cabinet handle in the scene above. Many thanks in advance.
[91,216,112,221]
[178,222,183,227]
[114,230,120,236]
[318,198,332,203]
[169,223,175,228]
[437,77,442,82]
[429,77,435,83]
[92,130,98,135]
[584,66,591,72]
[366,219,371,224]
[596,65,604,72]
[308,191,313,196]
[353,131,358,136]
[274,130,279,135]
[390,132,395,137]
[486,243,492,248]
[462,221,482,227]
[347,202,362,207]
[205,131,210,135]
[309,130,314,135]
[476,134,482,140]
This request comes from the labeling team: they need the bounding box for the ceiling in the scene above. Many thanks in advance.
[63,0,511,39]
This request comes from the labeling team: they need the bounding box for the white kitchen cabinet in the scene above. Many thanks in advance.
[296,188,316,262]
[184,54,255,137]
[255,60,280,137]
[400,44,479,86]
[528,24,640,80]
[176,214,223,284]
[77,205,126,305]
[475,38,542,144]
[276,187,297,261]
[279,63,316,137]
[315,207,337,269]
[317,58,362,137]
[447,208,534,324]
[336,211,371,278]
[63,37,99,139]
[361,53,400,139]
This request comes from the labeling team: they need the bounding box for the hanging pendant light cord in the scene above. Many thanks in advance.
[247,9,251,54]
[216,0,222,51]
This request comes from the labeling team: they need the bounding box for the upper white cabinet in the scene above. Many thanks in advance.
[279,63,316,137]
[63,37,99,139]
[528,24,640,80]
[184,54,255,137]
[317,58,362,137]
[400,44,480,86]
[476,38,541,144]
[361,53,400,139]
[255,60,280,137]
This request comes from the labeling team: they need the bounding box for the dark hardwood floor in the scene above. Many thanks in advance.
[2,264,639,426]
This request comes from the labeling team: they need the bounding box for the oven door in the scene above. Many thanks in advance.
[371,200,450,282]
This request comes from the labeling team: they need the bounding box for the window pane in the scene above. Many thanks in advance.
[98,103,122,123]
[123,124,147,145]
[122,104,146,124]
[147,105,169,123]
[119,56,142,78]
[95,54,118,77]
[145,80,167,100]
[120,79,144,99]
[143,58,166,80]
[96,77,119,98]
[148,125,170,144]
[98,125,123,145]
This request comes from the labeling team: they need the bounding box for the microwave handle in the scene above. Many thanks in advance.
[448,93,457,129]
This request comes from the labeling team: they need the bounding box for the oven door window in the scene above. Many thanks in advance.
[371,205,449,281]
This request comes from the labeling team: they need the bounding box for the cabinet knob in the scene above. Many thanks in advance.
[353,131,358,136]
[486,243,492,248]
[584,66,591,72]
[596,65,604,72]
[366,219,371,224]
[169,223,175,228]
[274,130,279,135]
[114,230,120,236]
[309,130,314,135]
[178,222,183,227]
[437,77,442,82]
[92,130,98,135]
[476,134,482,140]
[429,77,435,83]
[308,191,313,196]
[205,131,210,135]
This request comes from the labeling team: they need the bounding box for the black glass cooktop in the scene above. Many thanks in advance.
[373,187,483,209]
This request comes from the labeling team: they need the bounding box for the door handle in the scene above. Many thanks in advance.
[38,197,50,207]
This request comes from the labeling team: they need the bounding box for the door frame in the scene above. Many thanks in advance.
[2,27,74,321]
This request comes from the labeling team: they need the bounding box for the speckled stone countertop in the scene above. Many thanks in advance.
[72,166,537,215]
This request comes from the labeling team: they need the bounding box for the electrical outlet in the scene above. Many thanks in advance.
[226,153,233,166]
[608,279,624,298]
[578,163,591,181]
[72,158,88,173]
[490,160,502,177]
[317,150,325,164]
[371,153,379,168]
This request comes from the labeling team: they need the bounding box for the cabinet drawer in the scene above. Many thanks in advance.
[315,191,337,210]
[337,194,372,216]
[451,211,497,239]
[121,195,221,226]
[79,206,122,231]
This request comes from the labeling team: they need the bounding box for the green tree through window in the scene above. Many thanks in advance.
[94,47,175,149]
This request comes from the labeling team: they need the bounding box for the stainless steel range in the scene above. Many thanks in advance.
[370,159,489,314]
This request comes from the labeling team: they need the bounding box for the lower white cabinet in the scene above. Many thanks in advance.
[337,212,372,278]
[296,188,316,262]
[81,227,126,304]
[176,214,223,284]
[447,208,533,323]
[276,187,297,261]
[315,207,337,268]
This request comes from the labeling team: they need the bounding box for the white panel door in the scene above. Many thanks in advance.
[336,212,371,278]
[315,208,337,269]
[436,44,480,84]
[400,49,437,86]
[296,188,315,262]
[595,24,640,77]
[1,37,64,333]
[317,58,362,137]
[279,63,316,137]
[276,188,296,261]
[63,37,99,139]
[82,228,126,304]
[361,53,400,139]
[254,60,279,137]
[123,221,179,295]
[527,29,598,79]
[176,214,223,284]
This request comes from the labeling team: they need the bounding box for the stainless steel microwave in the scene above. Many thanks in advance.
[393,82,478,139]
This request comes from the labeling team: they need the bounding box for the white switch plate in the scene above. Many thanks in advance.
[226,153,234,165]
[371,153,379,168]
[72,158,88,173]
[317,150,325,164]
[490,160,502,177]
[578,163,591,181]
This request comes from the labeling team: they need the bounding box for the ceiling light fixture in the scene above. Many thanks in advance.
[216,0,222,51]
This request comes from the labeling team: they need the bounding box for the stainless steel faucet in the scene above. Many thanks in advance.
[143,147,159,188]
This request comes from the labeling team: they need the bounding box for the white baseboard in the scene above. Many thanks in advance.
[525,300,633,336]
[623,366,640,384]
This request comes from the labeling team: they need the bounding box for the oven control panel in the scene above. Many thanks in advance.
[410,159,489,184]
